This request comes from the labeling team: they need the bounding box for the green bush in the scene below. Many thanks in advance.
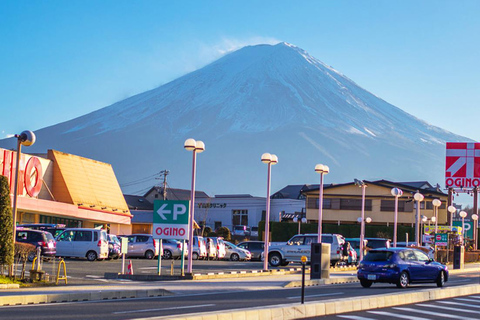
[216,227,231,241]
[0,176,14,268]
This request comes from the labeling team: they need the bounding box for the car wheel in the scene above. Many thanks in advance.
[230,253,240,261]
[163,250,173,260]
[86,251,98,261]
[396,271,409,288]
[145,250,154,260]
[268,252,282,267]
[192,252,199,260]
[360,279,373,288]
[436,271,445,287]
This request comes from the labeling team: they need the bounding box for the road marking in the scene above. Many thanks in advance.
[287,292,343,299]
[454,297,480,303]
[416,303,480,314]
[448,279,471,283]
[337,315,375,320]
[368,311,429,319]
[113,303,215,314]
[393,307,477,320]
[438,300,480,309]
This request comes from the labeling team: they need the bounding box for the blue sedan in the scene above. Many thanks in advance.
[357,248,448,288]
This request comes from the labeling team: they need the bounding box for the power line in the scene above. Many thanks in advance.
[120,172,161,187]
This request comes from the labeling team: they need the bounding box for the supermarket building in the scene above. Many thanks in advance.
[0,147,132,235]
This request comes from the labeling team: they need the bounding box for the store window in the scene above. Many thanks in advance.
[232,209,248,226]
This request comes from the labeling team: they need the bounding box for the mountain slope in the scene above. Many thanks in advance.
[0,43,468,195]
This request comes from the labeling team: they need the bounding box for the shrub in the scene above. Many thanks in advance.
[216,227,231,241]
[0,176,14,270]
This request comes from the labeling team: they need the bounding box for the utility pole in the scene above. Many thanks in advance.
[160,170,169,200]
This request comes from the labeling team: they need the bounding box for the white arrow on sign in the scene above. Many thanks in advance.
[157,203,170,220]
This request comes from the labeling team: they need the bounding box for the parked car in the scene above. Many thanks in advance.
[16,228,56,262]
[267,233,346,267]
[121,234,160,259]
[107,234,121,259]
[232,225,251,237]
[237,241,264,260]
[224,241,251,261]
[208,237,226,259]
[345,238,367,258]
[357,248,448,288]
[55,228,108,261]
[191,236,207,260]
[161,239,187,260]
[17,223,66,238]
[205,237,217,260]
[365,238,391,250]
[250,227,259,238]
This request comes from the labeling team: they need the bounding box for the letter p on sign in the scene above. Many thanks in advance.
[173,204,187,220]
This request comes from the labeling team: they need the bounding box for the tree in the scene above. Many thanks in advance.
[216,227,231,241]
[0,176,14,272]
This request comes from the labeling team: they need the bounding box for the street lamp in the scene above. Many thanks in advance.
[413,192,424,247]
[421,215,427,244]
[432,199,441,235]
[472,214,478,250]
[315,164,329,243]
[184,138,205,274]
[391,188,403,247]
[12,130,36,245]
[355,179,367,260]
[459,210,467,246]
[261,153,278,271]
[447,205,457,228]
[357,216,372,260]
[293,217,307,234]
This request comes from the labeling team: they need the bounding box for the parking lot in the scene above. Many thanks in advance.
[36,257,267,284]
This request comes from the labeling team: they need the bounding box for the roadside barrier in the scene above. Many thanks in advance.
[127,260,134,275]
[56,259,67,285]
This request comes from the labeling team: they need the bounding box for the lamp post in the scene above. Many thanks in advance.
[184,138,205,274]
[472,214,478,250]
[12,130,36,245]
[315,164,329,243]
[420,215,427,244]
[413,192,424,247]
[447,205,456,229]
[432,199,441,234]
[459,210,467,246]
[391,188,403,247]
[354,179,367,260]
[261,153,278,271]
[357,216,372,260]
[293,217,307,234]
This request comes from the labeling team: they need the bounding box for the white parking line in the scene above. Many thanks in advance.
[368,311,430,319]
[287,292,343,299]
[337,315,376,320]
[438,300,480,309]
[416,303,480,314]
[113,303,215,314]
[454,297,480,303]
[393,307,477,320]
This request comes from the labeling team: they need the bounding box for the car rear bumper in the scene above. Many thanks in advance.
[357,269,400,283]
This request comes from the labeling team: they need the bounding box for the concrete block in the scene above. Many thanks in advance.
[230,311,246,320]
[377,296,385,308]
[244,310,259,320]
[324,301,336,315]
[217,313,233,320]
[201,315,218,320]
[270,306,284,319]
[293,305,306,319]
[257,308,272,319]
[304,303,316,317]
[352,298,362,311]
[314,302,326,316]
[334,300,353,313]
[369,297,378,309]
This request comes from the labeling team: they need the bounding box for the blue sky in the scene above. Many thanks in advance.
[1,1,480,143]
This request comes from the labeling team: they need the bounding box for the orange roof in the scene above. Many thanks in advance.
[48,150,131,217]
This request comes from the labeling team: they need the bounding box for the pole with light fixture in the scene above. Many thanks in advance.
[315,164,329,243]
[413,191,424,247]
[261,153,278,271]
[354,179,367,260]
[357,216,372,260]
[459,210,467,246]
[12,130,36,245]
[472,214,478,250]
[432,199,441,234]
[391,188,403,247]
[447,205,456,229]
[293,217,307,234]
[184,138,205,274]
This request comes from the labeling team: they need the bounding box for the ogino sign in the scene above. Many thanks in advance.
[153,200,190,240]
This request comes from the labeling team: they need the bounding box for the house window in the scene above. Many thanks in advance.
[307,198,332,209]
[232,209,248,226]
[381,200,406,212]
[214,221,222,230]
[340,198,372,211]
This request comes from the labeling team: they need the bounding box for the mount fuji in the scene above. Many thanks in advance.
[0,42,468,196]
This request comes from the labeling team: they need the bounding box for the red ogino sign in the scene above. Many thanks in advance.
[0,148,43,197]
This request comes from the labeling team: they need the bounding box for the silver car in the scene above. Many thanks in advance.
[122,234,160,259]
[56,228,108,261]
[161,239,188,260]
[224,241,251,261]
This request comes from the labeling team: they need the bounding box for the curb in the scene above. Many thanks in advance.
[137,284,480,320]
[0,288,173,306]
[0,284,20,289]
[284,276,358,288]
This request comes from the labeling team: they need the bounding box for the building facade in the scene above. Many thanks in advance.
[1,148,132,235]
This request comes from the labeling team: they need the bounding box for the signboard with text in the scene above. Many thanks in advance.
[453,221,473,239]
[153,200,190,240]
[445,142,480,190]
[434,233,448,247]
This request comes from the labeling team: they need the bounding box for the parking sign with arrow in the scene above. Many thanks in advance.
[153,200,190,240]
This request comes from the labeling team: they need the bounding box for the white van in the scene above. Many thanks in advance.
[55,228,109,261]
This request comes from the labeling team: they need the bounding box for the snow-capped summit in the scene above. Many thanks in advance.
[0,43,468,195]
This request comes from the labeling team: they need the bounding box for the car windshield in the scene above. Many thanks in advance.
[364,251,394,262]
[45,232,55,241]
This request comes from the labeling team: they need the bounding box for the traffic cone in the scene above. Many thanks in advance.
[127,260,134,275]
